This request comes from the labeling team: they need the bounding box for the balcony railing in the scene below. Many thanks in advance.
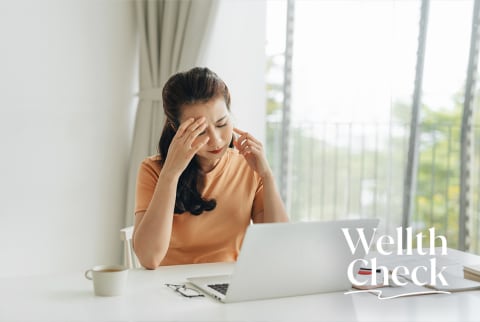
[266,120,480,254]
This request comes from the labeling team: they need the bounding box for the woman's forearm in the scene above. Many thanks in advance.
[262,171,289,223]
[133,171,179,269]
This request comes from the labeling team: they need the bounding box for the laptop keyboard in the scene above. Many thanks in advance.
[208,283,229,295]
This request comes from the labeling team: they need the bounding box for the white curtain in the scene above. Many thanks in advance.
[124,0,218,227]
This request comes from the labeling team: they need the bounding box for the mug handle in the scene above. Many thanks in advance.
[84,269,93,280]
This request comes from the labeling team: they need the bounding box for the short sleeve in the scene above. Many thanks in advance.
[251,175,264,221]
[134,157,161,214]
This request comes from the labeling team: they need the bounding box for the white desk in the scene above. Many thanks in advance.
[1,248,480,321]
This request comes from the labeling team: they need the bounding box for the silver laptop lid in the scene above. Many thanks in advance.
[224,219,379,302]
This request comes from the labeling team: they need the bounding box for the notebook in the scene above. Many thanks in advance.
[187,219,379,303]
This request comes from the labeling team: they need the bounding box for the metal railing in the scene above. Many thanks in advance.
[267,120,480,254]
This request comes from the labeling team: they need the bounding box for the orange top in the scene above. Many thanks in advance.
[134,148,264,265]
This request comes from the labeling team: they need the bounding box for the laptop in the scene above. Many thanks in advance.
[187,219,379,303]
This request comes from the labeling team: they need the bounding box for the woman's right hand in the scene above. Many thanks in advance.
[161,117,210,177]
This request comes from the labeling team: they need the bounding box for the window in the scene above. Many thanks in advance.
[266,0,480,253]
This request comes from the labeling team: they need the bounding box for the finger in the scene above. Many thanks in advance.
[185,122,208,145]
[233,138,241,150]
[239,139,248,151]
[235,133,248,147]
[184,117,206,137]
[239,137,260,151]
[179,117,206,139]
[239,146,251,155]
[244,133,261,145]
[233,127,247,135]
[234,128,261,146]
[190,136,210,155]
[233,127,246,138]
[237,142,252,156]
[249,145,262,155]
[242,145,261,158]
[241,131,261,145]
[240,146,256,156]
[237,134,251,148]
[176,118,195,138]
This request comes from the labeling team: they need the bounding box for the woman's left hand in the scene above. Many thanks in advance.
[233,128,272,178]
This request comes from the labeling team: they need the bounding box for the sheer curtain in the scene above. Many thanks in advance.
[124,0,218,226]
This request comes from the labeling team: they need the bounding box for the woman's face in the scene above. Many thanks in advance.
[179,96,233,168]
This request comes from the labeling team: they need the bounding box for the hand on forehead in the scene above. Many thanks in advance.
[179,97,229,124]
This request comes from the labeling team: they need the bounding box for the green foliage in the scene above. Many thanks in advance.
[412,92,464,249]
[265,54,480,253]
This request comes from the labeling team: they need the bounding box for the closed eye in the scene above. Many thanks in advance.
[198,120,228,135]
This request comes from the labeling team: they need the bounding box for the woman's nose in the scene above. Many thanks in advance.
[207,127,221,146]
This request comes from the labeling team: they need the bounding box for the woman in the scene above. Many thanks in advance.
[133,67,288,269]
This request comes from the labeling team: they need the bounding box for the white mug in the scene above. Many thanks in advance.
[84,264,128,296]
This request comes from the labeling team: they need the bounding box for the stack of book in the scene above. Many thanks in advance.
[463,264,480,282]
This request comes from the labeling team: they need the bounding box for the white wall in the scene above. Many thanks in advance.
[199,0,266,143]
[0,0,266,278]
[0,0,137,277]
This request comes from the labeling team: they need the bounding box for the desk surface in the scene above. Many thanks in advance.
[1,248,480,322]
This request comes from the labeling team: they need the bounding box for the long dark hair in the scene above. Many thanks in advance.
[159,67,231,215]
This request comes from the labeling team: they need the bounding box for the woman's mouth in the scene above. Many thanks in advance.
[208,146,224,154]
